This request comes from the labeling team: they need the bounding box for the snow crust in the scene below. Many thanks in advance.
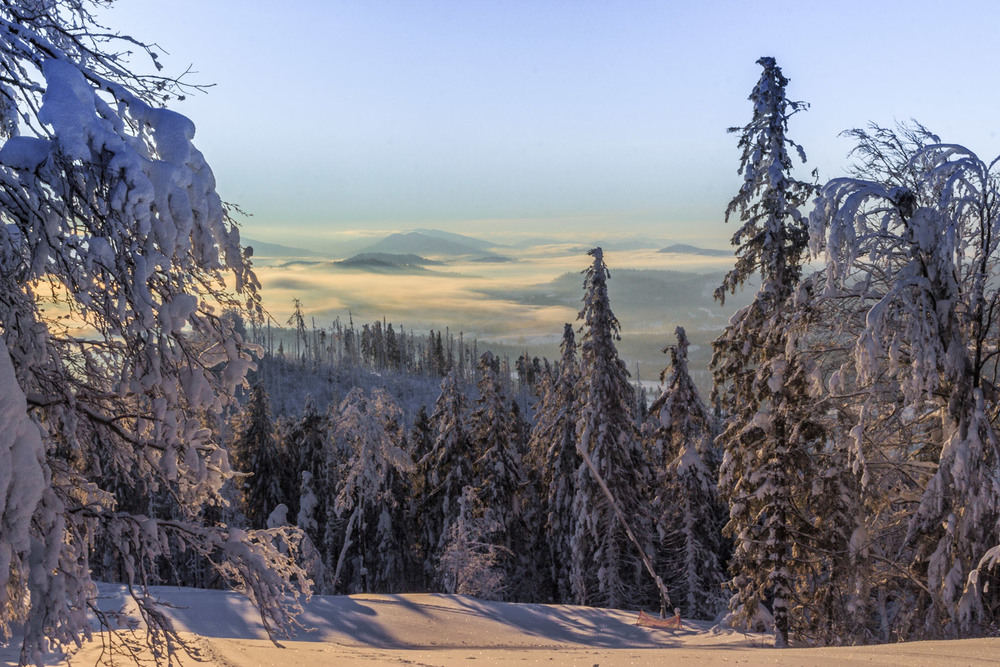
[4,584,993,667]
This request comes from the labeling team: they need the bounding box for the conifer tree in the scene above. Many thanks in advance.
[530,324,582,603]
[650,327,726,619]
[421,372,475,580]
[572,248,653,609]
[237,384,286,530]
[284,395,329,551]
[407,405,436,589]
[469,352,526,599]
[711,57,820,647]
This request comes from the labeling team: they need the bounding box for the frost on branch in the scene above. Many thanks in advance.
[810,137,1000,636]
[0,3,302,663]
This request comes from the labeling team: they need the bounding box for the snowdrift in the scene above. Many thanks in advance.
[1,584,996,666]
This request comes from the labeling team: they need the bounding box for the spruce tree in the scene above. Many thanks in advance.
[711,56,820,647]
[236,383,286,530]
[284,396,330,553]
[572,248,653,609]
[531,324,582,603]
[469,352,526,600]
[421,371,475,581]
[650,327,726,619]
[407,405,436,589]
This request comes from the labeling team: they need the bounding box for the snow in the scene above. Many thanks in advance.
[3,584,994,666]
[0,136,50,170]
[0,338,46,640]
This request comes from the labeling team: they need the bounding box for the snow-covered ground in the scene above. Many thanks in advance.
[3,585,996,666]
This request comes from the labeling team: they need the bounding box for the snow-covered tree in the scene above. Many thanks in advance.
[649,327,726,619]
[711,56,819,647]
[420,371,475,582]
[572,248,654,609]
[0,4,306,661]
[650,327,719,472]
[469,351,526,600]
[810,138,1000,637]
[436,486,509,600]
[531,323,581,603]
[283,395,329,548]
[331,388,413,593]
[406,405,435,589]
[236,384,285,530]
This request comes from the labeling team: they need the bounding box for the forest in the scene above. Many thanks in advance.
[2,3,1000,665]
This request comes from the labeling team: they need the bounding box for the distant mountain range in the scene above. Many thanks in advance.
[246,230,731,263]
[658,243,732,257]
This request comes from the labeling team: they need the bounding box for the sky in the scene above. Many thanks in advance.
[98,0,1000,250]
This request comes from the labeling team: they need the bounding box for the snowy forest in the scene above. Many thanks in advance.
[2,3,1000,665]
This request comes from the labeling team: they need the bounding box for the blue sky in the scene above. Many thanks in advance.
[101,1,1000,250]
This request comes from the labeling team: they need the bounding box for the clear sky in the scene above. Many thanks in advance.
[99,0,1000,250]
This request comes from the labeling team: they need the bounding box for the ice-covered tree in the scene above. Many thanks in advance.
[650,327,718,472]
[436,486,509,600]
[810,138,1000,636]
[0,4,306,661]
[469,351,526,599]
[572,248,654,609]
[711,56,820,647]
[420,371,475,581]
[649,327,726,619]
[530,323,581,603]
[331,387,413,593]
[406,405,435,589]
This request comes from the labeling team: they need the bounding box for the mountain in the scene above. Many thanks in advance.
[335,253,441,270]
[359,231,502,258]
[411,228,501,251]
[243,238,323,258]
[658,244,732,257]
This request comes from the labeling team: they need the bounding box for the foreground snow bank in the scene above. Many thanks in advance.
[1,585,996,666]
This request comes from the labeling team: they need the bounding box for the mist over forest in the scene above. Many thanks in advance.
[245,230,749,393]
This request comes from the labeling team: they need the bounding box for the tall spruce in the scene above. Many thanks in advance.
[469,352,526,599]
[531,324,582,603]
[421,371,475,581]
[712,57,819,647]
[572,248,653,609]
